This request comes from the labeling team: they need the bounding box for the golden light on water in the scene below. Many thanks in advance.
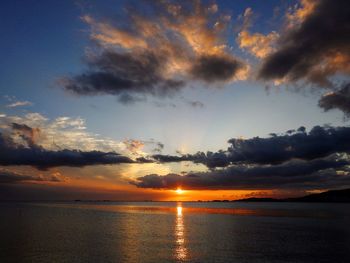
[177,206,183,216]
[175,203,187,261]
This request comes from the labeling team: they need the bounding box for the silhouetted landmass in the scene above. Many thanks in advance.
[234,189,350,203]
[290,188,350,203]
[232,198,285,202]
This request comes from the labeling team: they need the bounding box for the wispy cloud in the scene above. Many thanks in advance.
[6,100,33,108]
[0,169,66,184]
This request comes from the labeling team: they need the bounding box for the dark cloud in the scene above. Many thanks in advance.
[63,50,184,98]
[190,54,244,83]
[0,170,62,184]
[152,151,232,168]
[226,125,350,165]
[12,123,34,133]
[0,132,135,170]
[259,0,350,86]
[136,157,154,163]
[319,82,350,116]
[152,154,194,163]
[151,151,233,168]
[150,126,350,168]
[131,155,350,190]
[152,152,230,168]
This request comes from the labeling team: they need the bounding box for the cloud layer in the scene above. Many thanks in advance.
[132,125,350,190]
[61,1,247,102]
[0,169,65,184]
[131,155,350,190]
[150,126,350,168]
[60,0,350,118]
[2,114,350,191]
[0,131,135,170]
[0,117,142,170]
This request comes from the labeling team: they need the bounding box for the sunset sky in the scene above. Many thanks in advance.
[0,0,349,200]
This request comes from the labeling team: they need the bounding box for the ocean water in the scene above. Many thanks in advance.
[0,201,350,263]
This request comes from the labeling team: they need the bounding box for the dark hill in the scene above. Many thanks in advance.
[235,188,350,203]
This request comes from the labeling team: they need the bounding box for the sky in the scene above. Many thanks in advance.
[0,0,349,201]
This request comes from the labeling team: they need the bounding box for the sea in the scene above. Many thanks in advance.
[1,201,350,263]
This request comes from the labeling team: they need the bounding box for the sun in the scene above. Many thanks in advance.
[176,188,184,194]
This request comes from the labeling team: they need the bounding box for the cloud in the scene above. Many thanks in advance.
[0,114,172,170]
[238,30,279,59]
[258,0,350,86]
[131,155,350,190]
[152,154,195,163]
[0,169,65,184]
[117,94,147,105]
[153,142,164,153]
[0,131,135,170]
[0,112,126,153]
[11,122,41,147]
[6,100,32,108]
[190,54,244,83]
[0,119,144,170]
[63,50,185,98]
[226,125,350,165]
[237,7,279,59]
[286,0,317,27]
[123,139,145,155]
[150,125,350,168]
[0,111,172,165]
[319,82,350,117]
[61,1,247,102]
[123,138,165,156]
[152,151,231,168]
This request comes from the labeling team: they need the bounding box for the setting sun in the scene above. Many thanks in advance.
[176,188,184,194]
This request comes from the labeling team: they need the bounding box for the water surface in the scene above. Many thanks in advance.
[1,201,350,262]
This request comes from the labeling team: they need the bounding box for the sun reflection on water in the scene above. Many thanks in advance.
[175,203,187,261]
[177,206,183,216]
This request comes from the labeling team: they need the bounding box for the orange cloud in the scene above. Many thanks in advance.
[76,0,247,89]
[238,30,279,58]
[237,7,279,59]
[286,0,317,28]
[82,15,148,49]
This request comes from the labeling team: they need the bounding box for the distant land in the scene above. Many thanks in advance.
[234,188,350,203]
[7,188,347,203]
[73,188,350,203]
